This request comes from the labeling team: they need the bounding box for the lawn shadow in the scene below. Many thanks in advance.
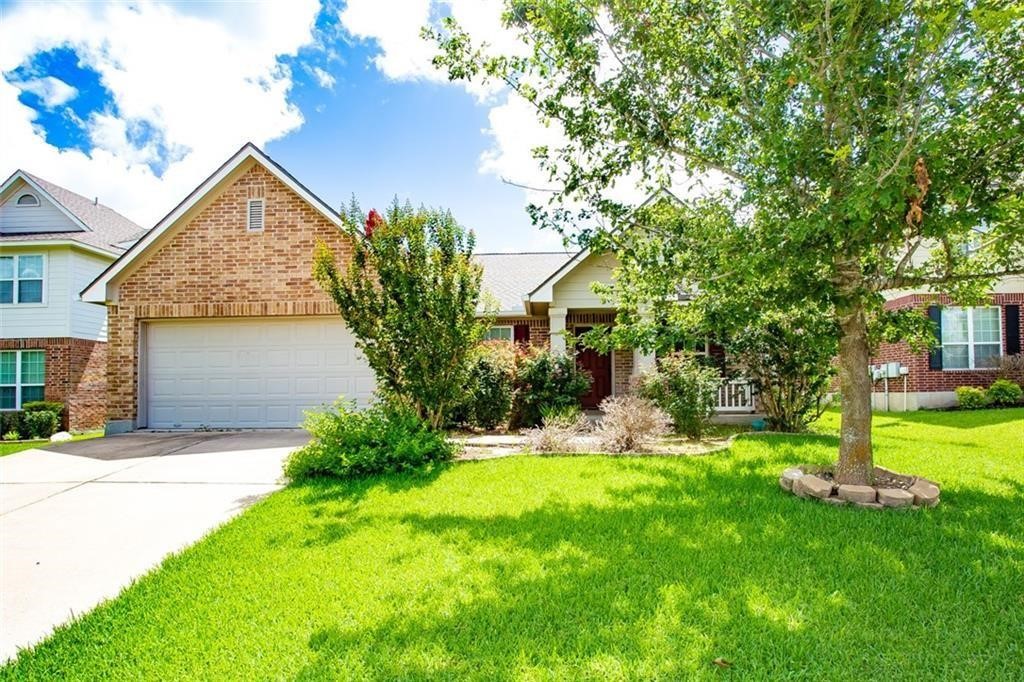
[294,442,1024,679]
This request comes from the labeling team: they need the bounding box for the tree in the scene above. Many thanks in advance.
[433,1,1024,484]
[313,200,488,429]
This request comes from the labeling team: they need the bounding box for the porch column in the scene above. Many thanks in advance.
[633,348,656,377]
[549,307,568,355]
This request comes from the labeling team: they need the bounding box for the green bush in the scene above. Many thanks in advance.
[0,411,25,440]
[284,400,456,480]
[3,431,20,442]
[22,400,65,415]
[510,347,592,429]
[25,410,59,439]
[459,342,516,430]
[986,379,1023,407]
[955,386,989,410]
[637,351,721,439]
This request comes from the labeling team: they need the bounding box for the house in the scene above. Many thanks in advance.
[869,280,1023,411]
[82,143,756,432]
[1,171,143,430]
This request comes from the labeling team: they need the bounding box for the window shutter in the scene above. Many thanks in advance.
[927,305,943,370]
[1006,305,1021,356]
[513,324,531,344]
[247,199,265,231]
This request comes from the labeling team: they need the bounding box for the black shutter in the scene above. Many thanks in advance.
[513,324,531,344]
[1006,305,1021,356]
[927,305,943,370]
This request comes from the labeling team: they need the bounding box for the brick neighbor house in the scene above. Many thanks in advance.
[868,284,1023,411]
[1,170,144,431]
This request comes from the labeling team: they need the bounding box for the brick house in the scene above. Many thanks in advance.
[869,283,1023,410]
[1,170,143,431]
[82,143,758,432]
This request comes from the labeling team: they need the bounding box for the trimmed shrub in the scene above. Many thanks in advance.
[459,342,516,430]
[22,400,65,415]
[986,379,1023,407]
[284,400,456,480]
[594,394,672,453]
[955,386,989,410]
[510,347,592,429]
[25,410,59,439]
[525,406,590,453]
[0,411,25,440]
[637,351,720,439]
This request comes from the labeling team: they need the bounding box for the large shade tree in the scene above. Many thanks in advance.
[433,0,1024,484]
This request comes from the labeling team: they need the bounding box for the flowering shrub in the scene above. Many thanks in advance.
[509,346,592,429]
[637,351,720,439]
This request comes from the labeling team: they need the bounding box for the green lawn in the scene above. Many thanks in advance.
[0,430,103,457]
[4,409,1022,680]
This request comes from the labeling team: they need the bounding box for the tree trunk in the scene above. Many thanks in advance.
[835,300,873,485]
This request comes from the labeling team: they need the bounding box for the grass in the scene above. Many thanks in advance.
[0,430,103,457]
[3,409,1023,680]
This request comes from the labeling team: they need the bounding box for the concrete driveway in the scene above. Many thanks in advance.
[0,430,307,662]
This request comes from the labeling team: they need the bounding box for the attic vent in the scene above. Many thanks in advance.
[16,193,39,207]
[247,198,265,232]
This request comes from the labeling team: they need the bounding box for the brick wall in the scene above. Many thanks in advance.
[0,337,107,431]
[107,162,356,425]
[870,292,1024,393]
[495,316,550,347]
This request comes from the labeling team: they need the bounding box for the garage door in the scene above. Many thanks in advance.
[144,318,376,428]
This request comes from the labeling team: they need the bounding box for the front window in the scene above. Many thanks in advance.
[941,306,1001,370]
[0,254,45,304]
[0,350,45,410]
[483,326,513,342]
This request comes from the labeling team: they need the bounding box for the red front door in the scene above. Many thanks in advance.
[575,327,612,409]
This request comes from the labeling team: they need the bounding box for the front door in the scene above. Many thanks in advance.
[574,327,612,409]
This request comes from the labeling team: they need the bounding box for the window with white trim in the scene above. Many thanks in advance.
[940,306,1002,370]
[247,198,265,231]
[483,325,514,342]
[0,254,44,304]
[16,193,40,207]
[0,350,45,410]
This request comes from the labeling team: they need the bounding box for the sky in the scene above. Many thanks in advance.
[0,0,573,252]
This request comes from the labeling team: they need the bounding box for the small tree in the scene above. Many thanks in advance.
[434,1,1024,484]
[313,201,487,429]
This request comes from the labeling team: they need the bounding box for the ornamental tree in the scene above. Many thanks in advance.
[432,0,1024,484]
[313,200,488,429]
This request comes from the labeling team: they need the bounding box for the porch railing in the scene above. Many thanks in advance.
[716,379,757,413]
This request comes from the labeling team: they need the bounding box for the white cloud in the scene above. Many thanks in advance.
[10,75,78,108]
[0,0,321,227]
[310,66,336,89]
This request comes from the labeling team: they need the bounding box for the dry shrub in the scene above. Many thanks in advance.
[595,395,672,453]
[525,409,590,453]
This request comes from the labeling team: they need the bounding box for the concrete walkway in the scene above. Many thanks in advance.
[0,430,306,662]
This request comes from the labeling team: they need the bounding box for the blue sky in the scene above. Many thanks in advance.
[0,0,568,252]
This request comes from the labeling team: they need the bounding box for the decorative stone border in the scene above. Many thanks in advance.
[779,465,940,509]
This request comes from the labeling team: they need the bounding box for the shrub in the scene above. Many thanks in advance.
[637,351,720,439]
[955,386,989,410]
[22,400,65,415]
[594,394,671,453]
[459,342,516,430]
[0,411,25,440]
[525,406,590,453]
[986,379,1023,407]
[24,410,59,439]
[510,347,592,428]
[3,431,20,442]
[284,400,456,480]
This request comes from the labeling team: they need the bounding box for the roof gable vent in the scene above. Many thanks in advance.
[247,198,265,232]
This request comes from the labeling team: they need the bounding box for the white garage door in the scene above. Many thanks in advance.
[144,317,376,429]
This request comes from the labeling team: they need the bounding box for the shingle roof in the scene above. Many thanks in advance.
[0,172,146,254]
[474,251,576,313]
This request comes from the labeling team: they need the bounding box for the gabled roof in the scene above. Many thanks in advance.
[0,170,144,255]
[475,252,576,314]
[81,142,346,303]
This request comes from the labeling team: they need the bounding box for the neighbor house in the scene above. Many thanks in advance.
[869,280,1023,411]
[1,171,143,430]
[82,143,755,432]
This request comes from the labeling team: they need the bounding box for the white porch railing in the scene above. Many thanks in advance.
[716,379,757,413]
